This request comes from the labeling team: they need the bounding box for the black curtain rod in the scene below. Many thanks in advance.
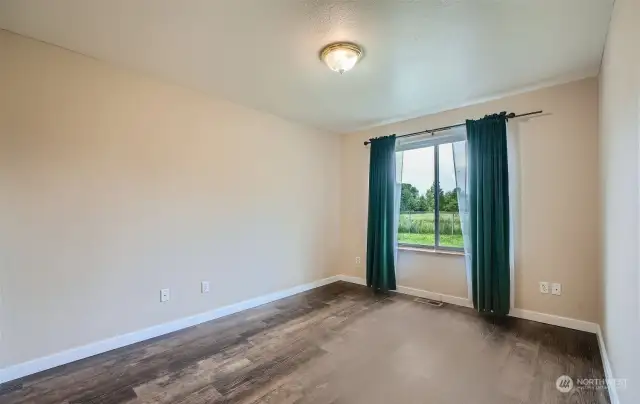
[363,110,543,146]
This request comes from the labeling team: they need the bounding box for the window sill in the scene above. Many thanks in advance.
[398,245,465,256]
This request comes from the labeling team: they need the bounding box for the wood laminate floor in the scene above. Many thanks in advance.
[0,282,610,404]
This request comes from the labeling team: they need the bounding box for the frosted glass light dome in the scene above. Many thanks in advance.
[320,43,363,74]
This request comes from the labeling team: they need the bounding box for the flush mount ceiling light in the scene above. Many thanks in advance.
[320,42,363,74]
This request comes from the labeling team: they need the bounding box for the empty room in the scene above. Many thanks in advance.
[0,0,638,403]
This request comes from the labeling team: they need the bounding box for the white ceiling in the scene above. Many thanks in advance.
[0,0,614,133]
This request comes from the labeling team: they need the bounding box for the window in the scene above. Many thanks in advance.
[396,136,464,251]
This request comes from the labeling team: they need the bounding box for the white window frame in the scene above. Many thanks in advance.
[396,129,466,252]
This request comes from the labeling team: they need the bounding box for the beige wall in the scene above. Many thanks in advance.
[340,78,601,322]
[599,0,640,402]
[0,31,341,368]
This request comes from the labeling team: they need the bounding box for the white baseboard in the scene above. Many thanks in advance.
[337,276,601,333]
[0,275,341,384]
[596,325,619,404]
[508,308,599,333]
[396,285,474,308]
[336,275,473,308]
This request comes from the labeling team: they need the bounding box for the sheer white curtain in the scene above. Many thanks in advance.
[452,133,472,301]
[394,150,403,264]
[506,123,521,310]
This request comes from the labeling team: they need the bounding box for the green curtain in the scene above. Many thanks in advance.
[366,135,397,292]
[466,113,510,315]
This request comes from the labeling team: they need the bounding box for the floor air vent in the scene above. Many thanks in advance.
[414,297,444,307]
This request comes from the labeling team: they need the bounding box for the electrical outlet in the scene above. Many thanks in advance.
[355,256,361,265]
[539,282,549,294]
[201,281,210,294]
[160,288,170,302]
[551,283,562,295]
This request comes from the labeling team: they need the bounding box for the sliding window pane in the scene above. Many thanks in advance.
[397,146,435,247]
[437,143,463,248]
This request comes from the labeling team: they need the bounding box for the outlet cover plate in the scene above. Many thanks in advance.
[539,282,549,294]
[160,288,170,302]
[201,281,210,293]
[551,283,562,295]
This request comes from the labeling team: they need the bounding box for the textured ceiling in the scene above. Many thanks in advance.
[0,0,614,133]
